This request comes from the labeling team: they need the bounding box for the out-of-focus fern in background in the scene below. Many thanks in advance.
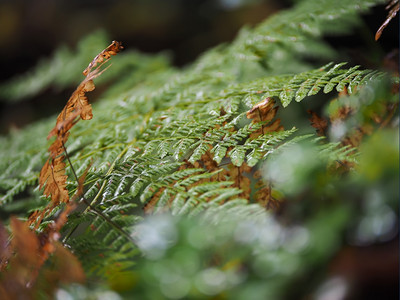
[0,0,398,299]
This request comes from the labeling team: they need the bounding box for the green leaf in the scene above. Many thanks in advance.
[173,138,196,160]
[336,66,360,92]
[229,146,246,167]
[212,144,228,164]
[188,142,209,164]
[140,183,158,203]
[130,178,144,197]
[280,88,295,107]
[308,62,347,96]
[158,140,171,158]
[246,148,264,167]
[295,78,315,102]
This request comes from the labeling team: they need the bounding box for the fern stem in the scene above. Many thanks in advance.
[86,180,107,213]
[63,143,79,184]
[62,142,136,245]
[82,197,136,244]
[60,142,86,243]
[69,111,154,241]
[85,110,153,212]
[62,224,78,244]
[76,143,126,161]
[61,197,136,245]
[83,145,130,213]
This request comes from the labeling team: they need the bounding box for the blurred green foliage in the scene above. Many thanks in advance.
[0,0,398,299]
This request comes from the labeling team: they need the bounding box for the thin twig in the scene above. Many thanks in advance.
[61,141,135,245]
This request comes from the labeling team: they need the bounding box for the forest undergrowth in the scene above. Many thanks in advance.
[0,0,398,299]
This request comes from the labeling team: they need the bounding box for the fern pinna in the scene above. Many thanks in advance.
[0,0,398,298]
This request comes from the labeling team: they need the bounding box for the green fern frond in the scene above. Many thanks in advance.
[0,0,394,281]
[0,30,171,102]
[227,63,384,108]
[195,0,385,75]
[318,141,359,164]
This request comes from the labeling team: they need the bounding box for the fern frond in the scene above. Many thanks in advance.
[0,30,171,102]
[318,141,359,164]
[0,0,393,281]
[195,0,385,75]
[231,63,384,108]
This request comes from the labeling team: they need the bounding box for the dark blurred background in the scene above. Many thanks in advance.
[0,0,397,132]
[0,0,286,80]
[0,1,398,299]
